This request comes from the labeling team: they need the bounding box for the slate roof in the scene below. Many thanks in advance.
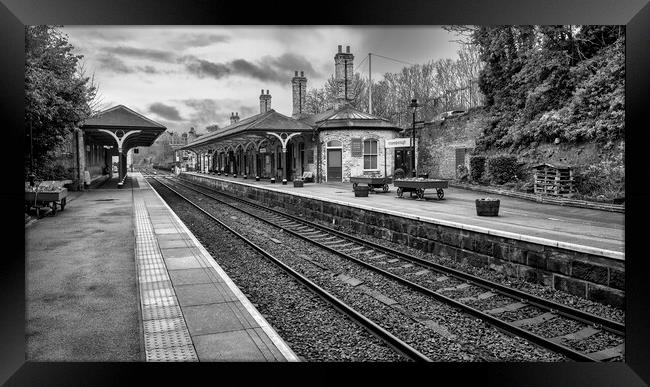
[299,104,400,130]
[183,109,312,149]
[81,105,166,129]
[183,103,400,150]
[80,105,166,148]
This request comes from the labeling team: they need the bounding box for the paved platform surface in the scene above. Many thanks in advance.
[185,173,624,258]
[25,173,298,362]
[26,177,141,361]
[132,173,297,361]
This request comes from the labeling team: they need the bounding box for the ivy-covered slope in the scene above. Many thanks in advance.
[467,26,625,200]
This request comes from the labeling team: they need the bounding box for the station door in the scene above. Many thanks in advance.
[327,149,342,182]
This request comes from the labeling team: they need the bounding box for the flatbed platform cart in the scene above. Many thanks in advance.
[393,178,449,200]
[350,176,393,193]
[25,181,69,217]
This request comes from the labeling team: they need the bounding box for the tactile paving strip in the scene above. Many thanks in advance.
[134,190,198,362]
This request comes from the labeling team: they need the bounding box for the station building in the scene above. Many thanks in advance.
[180,45,402,183]
[78,105,166,187]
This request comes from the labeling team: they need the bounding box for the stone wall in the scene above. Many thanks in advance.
[418,108,491,179]
[320,129,398,182]
[181,173,624,307]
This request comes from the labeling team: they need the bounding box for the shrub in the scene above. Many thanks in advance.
[34,162,75,181]
[487,155,520,185]
[394,168,405,179]
[574,143,624,199]
[469,155,486,182]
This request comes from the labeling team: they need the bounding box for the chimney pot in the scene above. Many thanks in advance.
[338,45,342,53]
[266,89,269,94]
[260,89,264,94]
[346,45,350,53]
[295,71,298,76]
[300,71,304,77]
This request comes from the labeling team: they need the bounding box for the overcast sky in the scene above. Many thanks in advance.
[62,26,463,134]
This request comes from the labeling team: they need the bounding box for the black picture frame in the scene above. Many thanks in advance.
[4,0,649,385]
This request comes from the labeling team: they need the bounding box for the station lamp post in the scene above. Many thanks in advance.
[409,98,421,177]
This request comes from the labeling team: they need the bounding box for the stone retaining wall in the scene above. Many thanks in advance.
[181,173,625,308]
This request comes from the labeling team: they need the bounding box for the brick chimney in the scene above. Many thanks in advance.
[230,112,240,125]
[259,89,272,113]
[334,45,354,106]
[291,70,307,118]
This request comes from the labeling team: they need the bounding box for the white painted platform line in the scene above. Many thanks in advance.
[143,174,301,362]
[134,188,198,362]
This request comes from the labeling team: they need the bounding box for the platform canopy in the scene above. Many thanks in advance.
[80,104,167,152]
[180,109,313,154]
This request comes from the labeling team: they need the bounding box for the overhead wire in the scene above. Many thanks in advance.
[370,53,415,67]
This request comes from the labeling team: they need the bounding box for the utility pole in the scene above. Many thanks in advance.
[368,53,372,114]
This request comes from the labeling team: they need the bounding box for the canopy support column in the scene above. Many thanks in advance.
[97,129,141,188]
[266,132,301,185]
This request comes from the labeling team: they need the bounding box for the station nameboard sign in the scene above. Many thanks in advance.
[351,138,362,157]
[385,138,414,148]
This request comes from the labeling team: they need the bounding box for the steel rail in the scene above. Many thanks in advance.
[174,176,624,336]
[163,176,602,362]
[147,176,432,362]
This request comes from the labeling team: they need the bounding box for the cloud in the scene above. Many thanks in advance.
[170,33,230,49]
[182,56,231,79]
[180,53,320,84]
[265,53,318,76]
[94,54,165,74]
[149,102,184,121]
[182,99,224,123]
[104,46,176,62]
[96,54,134,73]
[140,65,158,74]
[180,98,258,130]
[230,59,275,81]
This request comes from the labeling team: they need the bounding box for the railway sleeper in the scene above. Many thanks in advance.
[548,326,601,343]
[404,269,431,276]
[314,236,339,242]
[300,230,323,236]
[484,302,528,315]
[329,242,356,249]
[510,311,557,327]
[356,285,399,306]
[437,283,471,293]
[336,273,364,287]
[587,344,625,361]
[339,246,365,253]
[321,239,346,245]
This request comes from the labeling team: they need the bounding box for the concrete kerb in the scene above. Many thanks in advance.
[143,175,300,362]
[183,173,624,261]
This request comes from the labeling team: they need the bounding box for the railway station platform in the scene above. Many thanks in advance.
[180,172,625,308]
[183,173,624,257]
[25,173,298,362]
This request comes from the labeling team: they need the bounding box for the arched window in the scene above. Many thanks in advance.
[327,140,342,148]
[363,139,378,169]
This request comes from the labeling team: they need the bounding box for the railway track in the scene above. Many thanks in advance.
[145,174,431,362]
[152,174,624,362]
